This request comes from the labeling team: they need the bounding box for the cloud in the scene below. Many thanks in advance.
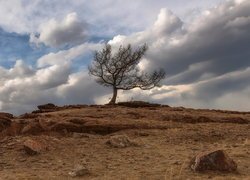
[153,9,183,36]
[173,67,250,111]
[30,13,87,47]
[0,0,75,34]
[57,71,109,105]
[107,0,250,110]
[0,0,223,36]
[0,0,249,114]
[111,67,250,111]
[0,60,34,80]
[0,60,107,115]
[37,42,102,67]
[0,42,109,115]
[110,0,250,79]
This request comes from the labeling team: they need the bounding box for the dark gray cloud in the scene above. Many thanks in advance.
[110,0,250,84]
[108,0,250,110]
[152,0,250,83]
[0,60,108,115]
[190,67,250,101]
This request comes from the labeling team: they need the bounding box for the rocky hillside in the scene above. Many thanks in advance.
[0,102,249,179]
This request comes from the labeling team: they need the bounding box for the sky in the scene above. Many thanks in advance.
[0,0,249,114]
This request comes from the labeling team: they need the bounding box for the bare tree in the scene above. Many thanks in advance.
[88,44,165,104]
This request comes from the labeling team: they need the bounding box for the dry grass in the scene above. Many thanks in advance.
[0,105,249,179]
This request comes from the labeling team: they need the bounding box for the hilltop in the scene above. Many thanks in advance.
[0,102,249,179]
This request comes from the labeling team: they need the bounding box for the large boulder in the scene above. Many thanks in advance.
[190,149,237,172]
[23,139,48,155]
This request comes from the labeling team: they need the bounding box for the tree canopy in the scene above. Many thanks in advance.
[88,44,165,104]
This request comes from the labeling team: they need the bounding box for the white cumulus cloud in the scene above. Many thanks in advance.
[30,12,87,47]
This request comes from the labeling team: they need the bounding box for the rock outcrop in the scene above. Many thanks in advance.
[0,112,13,132]
[21,122,44,135]
[33,103,58,113]
[0,118,11,132]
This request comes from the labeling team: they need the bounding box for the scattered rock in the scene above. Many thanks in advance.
[172,161,182,165]
[69,165,90,177]
[18,158,27,162]
[63,104,88,109]
[106,135,138,148]
[23,139,47,155]
[190,149,237,172]
[134,131,150,137]
[117,101,161,108]
[72,132,92,138]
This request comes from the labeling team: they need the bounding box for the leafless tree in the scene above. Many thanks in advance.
[88,43,165,104]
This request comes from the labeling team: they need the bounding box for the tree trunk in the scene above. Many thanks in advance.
[108,87,118,104]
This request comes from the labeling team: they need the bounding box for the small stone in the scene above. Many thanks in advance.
[135,131,149,137]
[18,158,27,162]
[232,144,240,148]
[7,142,15,146]
[69,165,90,177]
[190,149,237,172]
[106,135,138,148]
[173,161,181,165]
[72,132,90,138]
[39,160,48,163]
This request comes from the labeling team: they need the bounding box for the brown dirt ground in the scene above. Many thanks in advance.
[0,105,250,179]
